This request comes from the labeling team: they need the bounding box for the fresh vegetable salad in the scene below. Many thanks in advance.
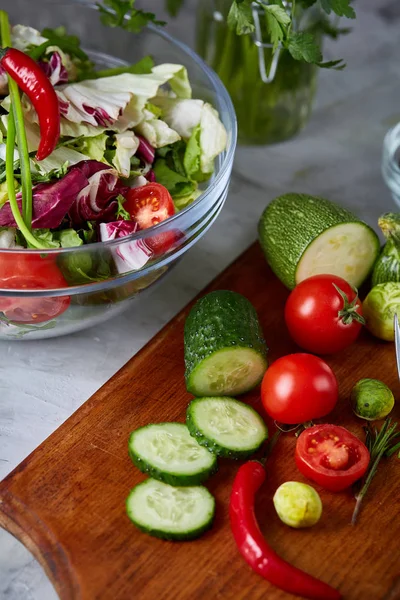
[0,21,227,255]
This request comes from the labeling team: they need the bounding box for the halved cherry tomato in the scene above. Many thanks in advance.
[295,424,370,492]
[285,275,364,355]
[0,253,70,324]
[261,353,338,424]
[124,183,179,255]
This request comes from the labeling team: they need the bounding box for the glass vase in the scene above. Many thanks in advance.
[196,0,321,145]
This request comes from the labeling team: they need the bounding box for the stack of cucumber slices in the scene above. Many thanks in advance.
[126,291,269,541]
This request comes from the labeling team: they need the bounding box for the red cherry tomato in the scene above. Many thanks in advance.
[124,183,179,255]
[295,424,370,492]
[0,253,70,324]
[261,353,338,425]
[285,274,364,355]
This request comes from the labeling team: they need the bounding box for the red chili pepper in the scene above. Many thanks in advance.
[230,460,342,600]
[0,47,60,160]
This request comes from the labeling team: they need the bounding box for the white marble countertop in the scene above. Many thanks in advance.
[1,0,400,598]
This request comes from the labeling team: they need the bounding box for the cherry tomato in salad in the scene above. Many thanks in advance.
[261,353,338,424]
[285,275,364,355]
[124,183,179,255]
[295,424,370,492]
[0,253,70,324]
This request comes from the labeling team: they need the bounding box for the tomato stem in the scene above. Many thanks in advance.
[332,283,365,326]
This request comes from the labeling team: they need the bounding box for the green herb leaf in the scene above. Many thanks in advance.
[352,418,400,525]
[116,194,131,220]
[36,27,90,61]
[227,0,255,35]
[319,0,356,19]
[318,58,346,70]
[82,55,154,81]
[313,15,352,39]
[288,31,322,63]
[264,4,291,50]
[166,0,184,17]
[31,162,69,184]
[298,0,318,7]
[97,0,165,33]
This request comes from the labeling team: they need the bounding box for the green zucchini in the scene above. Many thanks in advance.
[126,478,215,541]
[258,193,380,289]
[187,396,268,459]
[128,423,217,486]
[372,213,400,286]
[184,291,268,396]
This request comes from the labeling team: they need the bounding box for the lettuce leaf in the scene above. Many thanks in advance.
[152,97,227,175]
[153,158,197,199]
[66,133,109,163]
[152,97,204,139]
[135,110,180,148]
[0,227,22,249]
[32,146,89,175]
[48,64,191,130]
[112,131,139,177]
[199,103,227,174]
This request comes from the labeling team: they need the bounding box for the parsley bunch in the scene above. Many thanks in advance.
[228,0,355,70]
[97,0,166,33]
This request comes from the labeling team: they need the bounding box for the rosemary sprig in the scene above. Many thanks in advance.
[351,418,400,525]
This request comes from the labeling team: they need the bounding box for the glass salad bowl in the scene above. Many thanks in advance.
[0,0,236,340]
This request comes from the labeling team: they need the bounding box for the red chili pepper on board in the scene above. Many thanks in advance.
[229,460,342,600]
[0,47,60,160]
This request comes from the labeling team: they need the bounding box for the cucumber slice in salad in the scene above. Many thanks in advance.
[128,422,217,486]
[187,397,268,459]
[126,479,215,541]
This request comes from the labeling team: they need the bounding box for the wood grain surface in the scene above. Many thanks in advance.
[1,243,400,600]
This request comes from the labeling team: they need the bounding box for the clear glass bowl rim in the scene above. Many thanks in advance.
[1,0,237,258]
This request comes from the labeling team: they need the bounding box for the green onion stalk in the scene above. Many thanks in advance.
[0,10,43,248]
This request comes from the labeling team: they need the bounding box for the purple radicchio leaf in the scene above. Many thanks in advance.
[0,65,8,95]
[136,135,155,164]
[146,169,156,182]
[38,52,68,86]
[0,160,128,230]
[99,221,152,273]
[0,168,88,229]
[68,160,129,226]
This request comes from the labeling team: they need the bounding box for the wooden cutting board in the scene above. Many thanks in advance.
[1,242,400,600]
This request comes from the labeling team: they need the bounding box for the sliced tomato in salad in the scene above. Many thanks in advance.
[0,253,70,324]
[124,183,180,255]
[295,424,370,492]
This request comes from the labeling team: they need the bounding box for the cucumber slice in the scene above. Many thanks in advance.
[258,193,380,289]
[296,222,379,287]
[128,423,217,486]
[126,478,215,541]
[187,397,268,459]
[184,290,267,397]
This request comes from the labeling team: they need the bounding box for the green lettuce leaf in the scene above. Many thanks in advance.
[56,229,84,248]
[112,131,140,176]
[135,112,180,148]
[153,158,197,199]
[183,125,211,182]
[66,133,109,162]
